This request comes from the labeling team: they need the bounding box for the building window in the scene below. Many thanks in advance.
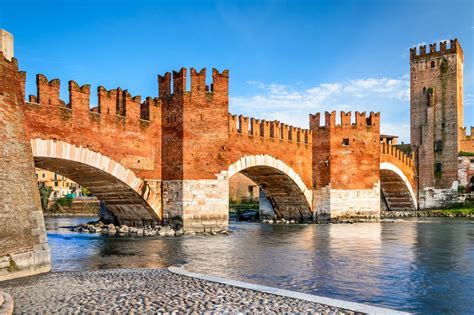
[248,186,255,194]
[435,162,442,173]
[54,181,58,187]
[342,138,350,146]
[434,140,443,151]
[42,173,45,178]
[431,61,435,68]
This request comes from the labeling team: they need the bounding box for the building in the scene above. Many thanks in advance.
[410,39,474,207]
[35,168,83,199]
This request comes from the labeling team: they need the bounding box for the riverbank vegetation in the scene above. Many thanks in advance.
[431,202,474,216]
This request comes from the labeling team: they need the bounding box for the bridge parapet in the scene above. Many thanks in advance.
[20,73,161,126]
[380,143,416,191]
[380,143,415,168]
[158,67,228,97]
[228,113,311,146]
[310,110,380,130]
[19,73,162,181]
[380,143,417,210]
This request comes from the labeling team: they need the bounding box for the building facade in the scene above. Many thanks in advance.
[36,168,83,199]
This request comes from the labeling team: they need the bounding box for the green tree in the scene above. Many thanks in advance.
[81,187,90,196]
[38,185,52,210]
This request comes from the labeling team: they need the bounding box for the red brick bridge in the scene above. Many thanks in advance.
[5,56,417,231]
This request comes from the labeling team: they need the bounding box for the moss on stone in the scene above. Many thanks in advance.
[7,257,19,273]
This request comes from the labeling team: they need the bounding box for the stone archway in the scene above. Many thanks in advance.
[228,155,313,221]
[31,139,161,226]
[380,162,417,211]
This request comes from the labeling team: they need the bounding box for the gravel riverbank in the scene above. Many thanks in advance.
[1,269,356,314]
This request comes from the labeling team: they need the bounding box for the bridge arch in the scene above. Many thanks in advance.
[228,155,313,221]
[31,139,161,226]
[380,162,418,211]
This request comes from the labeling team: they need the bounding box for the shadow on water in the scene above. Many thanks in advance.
[44,216,474,314]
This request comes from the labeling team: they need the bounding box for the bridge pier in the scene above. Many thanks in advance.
[313,184,381,221]
[0,32,51,281]
[162,175,229,232]
[258,188,275,220]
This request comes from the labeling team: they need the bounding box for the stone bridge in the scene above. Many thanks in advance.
[4,51,418,230]
[0,35,419,280]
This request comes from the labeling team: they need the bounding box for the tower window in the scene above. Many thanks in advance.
[435,162,442,173]
[431,61,435,68]
[434,140,443,151]
[342,138,350,146]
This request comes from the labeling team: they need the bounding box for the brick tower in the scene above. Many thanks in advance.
[0,30,51,280]
[159,68,230,232]
[410,39,464,208]
[310,111,381,221]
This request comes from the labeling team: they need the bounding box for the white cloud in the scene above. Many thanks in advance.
[230,76,411,141]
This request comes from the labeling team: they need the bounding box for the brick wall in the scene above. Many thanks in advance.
[311,111,381,219]
[23,74,162,181]
[460,127,474,153]
[0,52,50,281]
[160,68,229,181]
[227,114,312,188]
[410,40,464,190]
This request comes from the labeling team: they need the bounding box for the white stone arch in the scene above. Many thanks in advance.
[380,162,418,210]
[228,154,312,206]
[30,138,161,220]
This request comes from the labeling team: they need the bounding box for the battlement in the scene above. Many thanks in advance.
[23,73,159,123]
[158,67,228,97]
[309,111,380,130]
[460,126,474,139]
[410,39,463,61]
[228,113,311,145]
[380,143,414,168]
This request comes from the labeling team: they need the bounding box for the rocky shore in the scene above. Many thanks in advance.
[72,220,230,237]
[381,210,474,218]
[44,212,97,217]
[1,269,355,314]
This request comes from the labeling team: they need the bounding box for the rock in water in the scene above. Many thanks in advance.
[118,225,129,234]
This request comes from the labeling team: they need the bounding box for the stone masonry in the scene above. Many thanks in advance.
[0,31,51,281]
[409,39,474,208]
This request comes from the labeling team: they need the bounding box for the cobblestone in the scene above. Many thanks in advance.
[1,269,355,314]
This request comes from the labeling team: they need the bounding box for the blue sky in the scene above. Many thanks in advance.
[1,0,472,142]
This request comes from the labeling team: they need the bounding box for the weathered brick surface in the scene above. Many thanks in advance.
[228,114,312,188]
[160,68,229,181]
[310,111,381,219]
[0,52,50,281]
[410,40,463,190]
[22,74,163,225]
[460,127,474,153]
[24,75,162,181]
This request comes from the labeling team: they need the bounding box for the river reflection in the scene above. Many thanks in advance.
[44,217,474,314]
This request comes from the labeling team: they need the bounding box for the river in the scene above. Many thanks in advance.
[44,216,474,314]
